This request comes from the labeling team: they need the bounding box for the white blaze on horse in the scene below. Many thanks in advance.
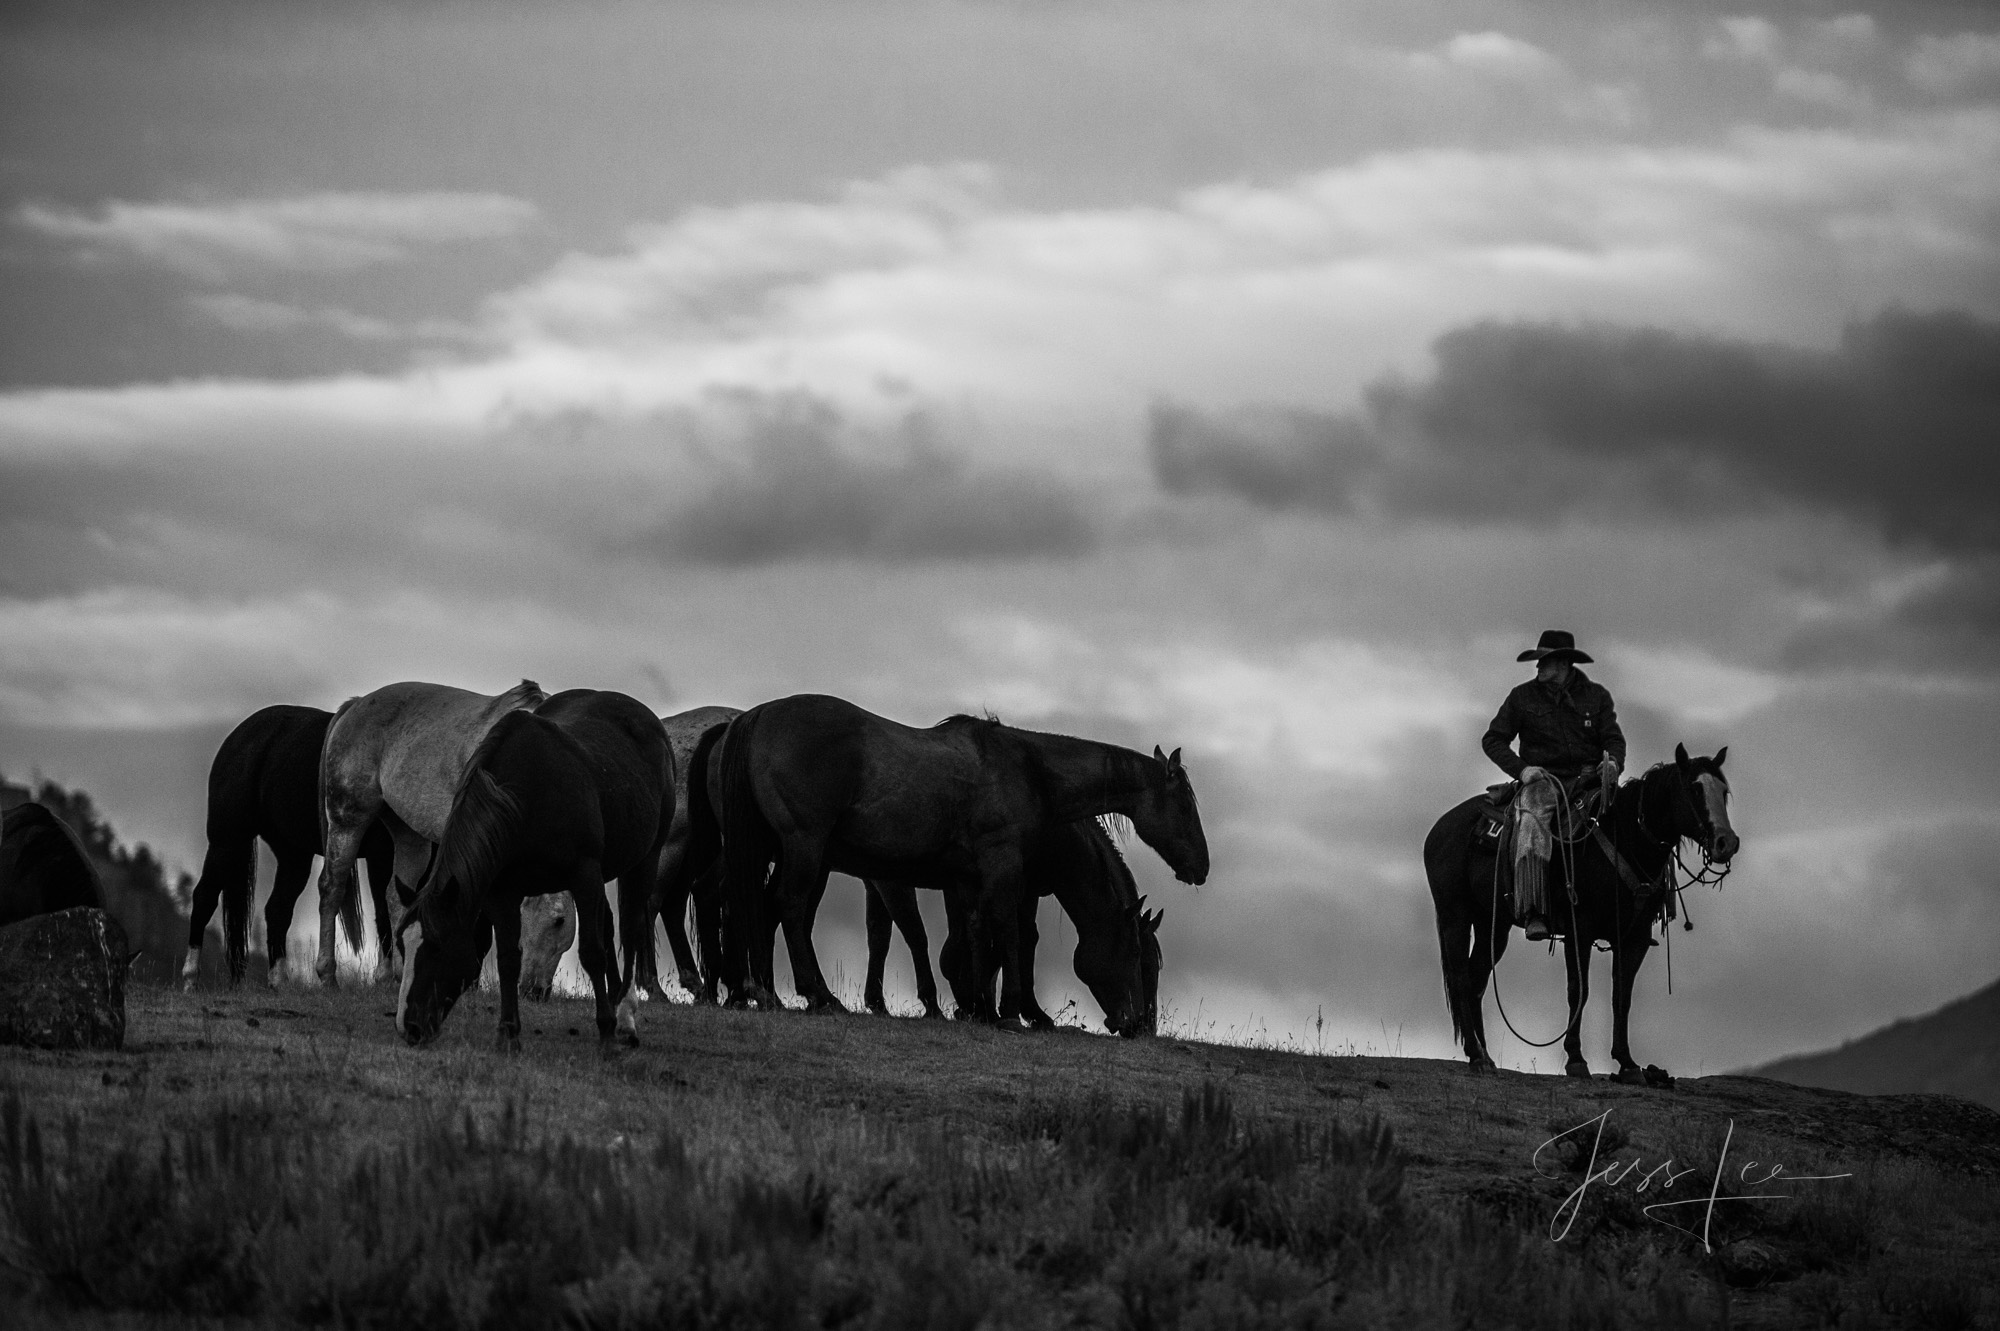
[316,680,547,986]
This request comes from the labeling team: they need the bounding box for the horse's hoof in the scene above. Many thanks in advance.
[1565,1060,1593,1079]
[619,1030,640,1049]
[1468,1056,1497,1076]
[1026,1015,1056,1032]
[181,975,198,994]
[497,1033,522,1055]
[922,1006,947,1021]
[1644,1065,1677,1089]
[1615,1066,1646,1086]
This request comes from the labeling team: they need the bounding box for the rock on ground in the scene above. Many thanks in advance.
[0,906,131,1050]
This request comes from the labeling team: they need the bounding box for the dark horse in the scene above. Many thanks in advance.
[711,695,1206,1022]
[181,705,395,989]
[398,689,673,1050]
[865,818,1166,1037]
[0,801,106,927]
[1424,744,1739,1082]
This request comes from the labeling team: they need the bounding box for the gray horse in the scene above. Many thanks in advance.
[316,680,546,986]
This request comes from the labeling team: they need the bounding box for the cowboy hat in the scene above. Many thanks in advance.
[1517,629,1594,664]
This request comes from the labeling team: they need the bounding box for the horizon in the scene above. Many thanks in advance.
[4,0,1998,1075]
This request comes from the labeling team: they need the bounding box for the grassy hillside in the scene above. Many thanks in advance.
[1751,977,2000,1112]
[4,983,1998,1330]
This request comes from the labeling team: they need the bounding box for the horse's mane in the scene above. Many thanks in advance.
[500,678,548,712]
[934,711,1002,730]
[416,713,529,927]
[1085,815,1140,909]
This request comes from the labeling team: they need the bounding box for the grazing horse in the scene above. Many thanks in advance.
[180,706,396,989]
[317,680,546,986]
[868,817,1166,1037]
[712,695,1206,1022]
[397,689,673,1050]
[0,802,105,927]
[517,705,742,1003]
[1424,744,1738,1082]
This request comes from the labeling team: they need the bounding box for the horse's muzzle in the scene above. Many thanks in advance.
[1713,832,1740,863]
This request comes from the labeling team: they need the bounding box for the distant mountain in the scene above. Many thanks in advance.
[1749,977,2000,1111]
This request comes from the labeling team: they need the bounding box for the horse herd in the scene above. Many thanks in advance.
[111,676,1735,1081]
[176,682,1201,1051]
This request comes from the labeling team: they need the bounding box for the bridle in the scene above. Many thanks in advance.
[1636,762,1734,891]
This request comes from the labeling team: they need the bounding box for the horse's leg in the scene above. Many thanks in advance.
[690,865,723,1005]
[863,881,893,1014]
[938,887,978,1018]
[775,848,843,1014]
[656,858,703,1000]
[972,844,1028,1027]
[1014,895,1054,1031]
[571,881,621,1046]
[613,874,647,1046]
[493,903,524,1054]
[262,852,313,989]
[1610,937,1650,1084]
[362,830,396,984]
[881,881,942,1019]
[183,832,253,990]
[1562,935,1592,1078]
[316,799,375,987]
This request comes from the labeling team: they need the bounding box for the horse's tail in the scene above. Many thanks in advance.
[191,716,266,983]
[683,720,728,886]
[1424,800,1485,1059]
[714,710,774,1001]
[318,696,361,852]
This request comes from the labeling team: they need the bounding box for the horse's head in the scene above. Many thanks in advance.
[1073,898,1164,1039]
[516,894,575,1002]
[396,874,489,1045]
[1131,747,1209,886]
[1669,743,1738,864]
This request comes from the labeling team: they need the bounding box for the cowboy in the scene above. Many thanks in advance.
[1483,630,1626,941]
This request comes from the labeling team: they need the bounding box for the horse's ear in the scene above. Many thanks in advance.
[1168,747,1182,768]
[1144,909,1163,932]
[1714,745,1728,767]
[1154,745,1167,764]
[1675,742,1690,767]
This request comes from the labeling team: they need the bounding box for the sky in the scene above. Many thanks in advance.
[2,0,1997,1072]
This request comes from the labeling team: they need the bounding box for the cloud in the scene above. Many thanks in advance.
[1151,309,2000,549]
[0,385,1096,597]
[1907,32,2000,97]
[15,192,540,280]
[638,394,1098,564]
[1150,308,2000,666]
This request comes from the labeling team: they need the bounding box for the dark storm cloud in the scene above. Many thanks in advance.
[1152,308,2000,664]
[1154,308,2000,551]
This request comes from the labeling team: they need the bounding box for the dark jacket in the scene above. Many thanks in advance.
[1482,667,1626,780]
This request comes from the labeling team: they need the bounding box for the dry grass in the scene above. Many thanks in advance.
[3,981,1997,1329]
